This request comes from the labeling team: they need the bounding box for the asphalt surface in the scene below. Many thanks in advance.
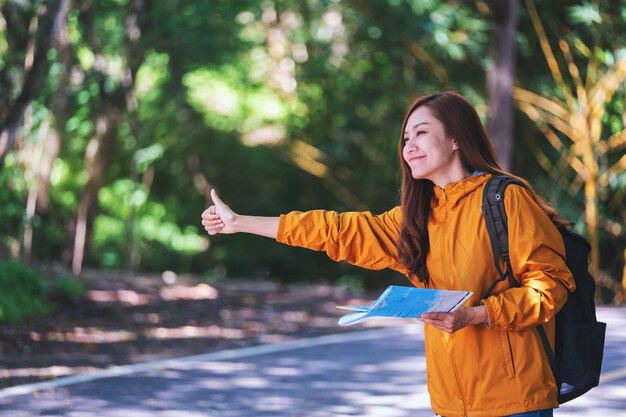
[0,307,624,417]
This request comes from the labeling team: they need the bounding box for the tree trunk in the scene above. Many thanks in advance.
[486,0,519,169]
[68,0,147,274]
[0,0,66,166]
[122,0,147,272]
[71,106,121,274]
[23,118,51,258]
[37,0,72,214]
[22,0,71,259]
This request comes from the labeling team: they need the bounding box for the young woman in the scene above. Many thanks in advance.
[201,91,575,417]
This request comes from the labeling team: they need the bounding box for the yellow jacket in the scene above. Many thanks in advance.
[276,173,575,417]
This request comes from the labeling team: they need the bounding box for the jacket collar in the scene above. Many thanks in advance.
[432,173,491,208]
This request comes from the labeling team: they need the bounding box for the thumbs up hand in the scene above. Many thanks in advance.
[201,189,238,235]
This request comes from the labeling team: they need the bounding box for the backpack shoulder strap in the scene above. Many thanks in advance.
[481,175,524,298]
[481,175,557,369]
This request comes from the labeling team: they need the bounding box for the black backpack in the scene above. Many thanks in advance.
[481,175,606,404]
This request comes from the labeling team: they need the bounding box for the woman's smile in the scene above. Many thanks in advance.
[408,155,426,163]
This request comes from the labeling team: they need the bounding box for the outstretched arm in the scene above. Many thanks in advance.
[201,190,406,275]
[277,208,405,273]
[201,189,279,239]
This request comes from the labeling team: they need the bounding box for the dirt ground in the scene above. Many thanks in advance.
[0,270,375,389]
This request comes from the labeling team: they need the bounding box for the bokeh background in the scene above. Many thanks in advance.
[0,0,625,324]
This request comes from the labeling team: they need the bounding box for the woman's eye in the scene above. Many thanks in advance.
[403,137,409,143]
[416,130,425,136]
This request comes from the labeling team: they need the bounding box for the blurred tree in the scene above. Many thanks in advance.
[486,0,519,169]
[68,0,147,273]
[515,0,626,301]
[1,0,621,302]
[0,0,68,165]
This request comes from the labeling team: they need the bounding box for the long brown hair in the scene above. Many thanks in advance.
[396,91,569,283]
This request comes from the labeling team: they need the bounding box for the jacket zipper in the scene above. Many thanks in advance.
[505,332,517,375]
[439,187,467,414]
[438,187,451,286]
[450,335,468,415]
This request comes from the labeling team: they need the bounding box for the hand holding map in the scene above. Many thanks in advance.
[337,285,473,326]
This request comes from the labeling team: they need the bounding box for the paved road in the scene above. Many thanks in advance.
[1,307,625,416]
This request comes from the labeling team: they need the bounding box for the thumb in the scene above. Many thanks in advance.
[210,189,226,207]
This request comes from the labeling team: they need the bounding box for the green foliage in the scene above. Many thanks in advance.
[568,2,602,25]
[0,156,27,245]
[336,274,364,292]
[92,179,207,269]
[0,261,51,323]
[0,0,623,298]
[51,275,87,300]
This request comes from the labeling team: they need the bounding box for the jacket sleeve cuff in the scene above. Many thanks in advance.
[481,297,497,330]
[276,214,287,243]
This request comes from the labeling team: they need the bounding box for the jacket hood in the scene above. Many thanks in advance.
[431,173,490,222]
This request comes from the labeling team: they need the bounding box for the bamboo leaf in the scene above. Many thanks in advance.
[513,87,569,121]
[599,152,626,187]
[408,41,452,85]
[288,140,328,178]
[515,96,581,144]
[573,37,591,58]
[284,140,364,209]
[559,39,588,108]
[524,0,575,107]
[527,137,581,195]
[589,58,626,116]
[597,129,626,153]
[518,103,587,176]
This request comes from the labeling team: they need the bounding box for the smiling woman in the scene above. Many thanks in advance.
[201,90,576,417]
[401,106,466,188]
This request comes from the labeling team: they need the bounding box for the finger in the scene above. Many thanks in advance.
[202,219,224,227]
[422,312,449,320]
[202,219,224,226]
[204,225,223,234]
[202,216,222,223]
[421,317,450,328]
[429,322,454,333]
[201,215,221,223]
[210,189,225,207]
[201,206,217,218]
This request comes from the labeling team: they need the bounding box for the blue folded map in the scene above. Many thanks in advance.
[337,285,473,326]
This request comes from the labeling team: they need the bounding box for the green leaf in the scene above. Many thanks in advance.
[569,3,602,25]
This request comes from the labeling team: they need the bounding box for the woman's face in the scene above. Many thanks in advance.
[402,105,460,187]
